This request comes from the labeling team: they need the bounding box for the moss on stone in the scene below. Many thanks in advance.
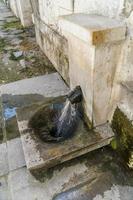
[3,21,23,30]
[0,38,7,52]
[111,107,133,164]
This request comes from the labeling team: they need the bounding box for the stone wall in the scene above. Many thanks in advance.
[16,0,32,27]
[9,0,19,17]
[34,17,70,84]
[8,0,133,126]
[32,0,132,126]
[8,0,32,26]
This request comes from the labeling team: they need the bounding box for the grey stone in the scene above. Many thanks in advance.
[10,29,24,35]
[10,38,23,46]
[16,96,114,172]
[0,73,69,97]
[19,59,27,69]
[0,143,8,176]
[7,137,26,171]
[0,175,11,200]
[13,51,23,58]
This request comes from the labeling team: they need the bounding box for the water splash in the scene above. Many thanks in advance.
[55,99,80,139]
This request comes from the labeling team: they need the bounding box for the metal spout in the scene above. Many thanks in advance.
[67,86,82,104]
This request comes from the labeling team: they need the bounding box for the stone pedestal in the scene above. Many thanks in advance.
[59,14,126,126]
[16,0,32,27]
[9,0,19,17]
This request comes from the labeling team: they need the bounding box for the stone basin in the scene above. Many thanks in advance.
[28,96,78,143]
[16,96,114,173]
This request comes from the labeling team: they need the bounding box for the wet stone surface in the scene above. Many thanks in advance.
[1,94,45,142]
[0,71,69,144]
[16,96,113,173]
[0,2,55,85]
[0,0,56,145]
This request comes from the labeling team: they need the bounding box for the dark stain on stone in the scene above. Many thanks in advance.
[111,107,133,167]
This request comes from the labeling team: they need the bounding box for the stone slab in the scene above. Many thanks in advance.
[59,14,126,45]
[8,162,94,200]
[16,100,114,172]
[0,175,11,200]
[7,137,26,171]
[7,150,107,200]
[16,0,33,27]
[0,143,8,176]
[0,73,69,142]
[8,147,133,200]
[0,72,69,98]
[74,0,124,19]
[34,17,70,84]
[54,184,133,200]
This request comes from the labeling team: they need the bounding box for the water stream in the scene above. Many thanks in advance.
[54,99,80,139]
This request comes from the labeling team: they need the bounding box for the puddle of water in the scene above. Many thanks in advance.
[3,105,16,120]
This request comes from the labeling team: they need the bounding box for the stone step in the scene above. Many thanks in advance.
[0,72,69,174]
[8,149,116,200]
[16,95,114,173]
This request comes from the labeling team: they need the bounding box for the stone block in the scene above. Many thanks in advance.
[8,151,111,200]
[7,137,26,171]
[59,14,126,45]
[74,0,124,19]
[67,34,94,124]
[35,18,70,84]
[9,0,19,17]
[16,98,114,172]
[16,0,33,27]
[119,36,133,82]
[39,0,73,27]
[59,14,126,125]
[0,176,11,200]
[0,143,8,176]
[0,73,69,98]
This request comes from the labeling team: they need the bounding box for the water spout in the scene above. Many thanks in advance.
[67,86,82,104]
[54,86,83,140]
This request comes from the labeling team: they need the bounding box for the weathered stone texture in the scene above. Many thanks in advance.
[35,17,70,84]
[9,0,19,17]
[16,0,32,27]
[59,14,126,125]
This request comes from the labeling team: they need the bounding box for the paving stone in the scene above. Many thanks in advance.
[8,167,32,192]
[0,175,11,200]
[0,143,8,176]
[8,157,99,200]
[7,146,133,200]
[0,73,69,98]
[7,137,26,171]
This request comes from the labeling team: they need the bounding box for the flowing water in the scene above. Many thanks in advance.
[55,99,80,139]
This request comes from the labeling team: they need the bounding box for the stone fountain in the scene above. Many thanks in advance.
[16,86,113,173]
